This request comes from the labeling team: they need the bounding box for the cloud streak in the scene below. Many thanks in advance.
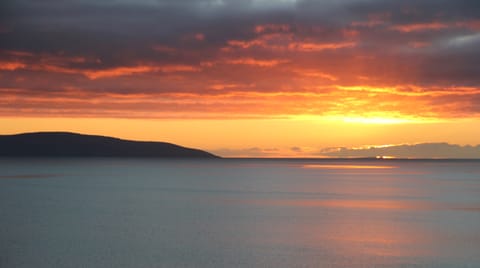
[322,143,480,159]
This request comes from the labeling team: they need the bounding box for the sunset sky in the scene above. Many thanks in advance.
[1,0,480,157]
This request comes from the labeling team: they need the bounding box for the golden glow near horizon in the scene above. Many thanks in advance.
[1,116,480,157]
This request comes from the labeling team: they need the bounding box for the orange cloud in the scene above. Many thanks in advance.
[408,41,431,48]
[194,33,205,41]
[225,33,356,52]
[391,22,450,32]
[342,29,360,38]
[209,84,244,90]
[3,83,479,120]
[353,17,480,33]
[225,39,266,49]
[254,24,291,34]
[294,69,338,81]
[0,61,26,71]
[456,20,480,30]
[0,55,199,79]
[83,66,157,79]
[288,41,356,52]
[224,58,289,67]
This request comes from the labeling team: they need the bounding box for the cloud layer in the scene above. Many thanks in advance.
[322,143,480,159]
[1,0,480,118]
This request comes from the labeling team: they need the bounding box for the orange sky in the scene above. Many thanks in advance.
[2,117,479,157]
[1,0,480,157]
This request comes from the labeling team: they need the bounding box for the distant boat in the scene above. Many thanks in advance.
[0,132,219,158]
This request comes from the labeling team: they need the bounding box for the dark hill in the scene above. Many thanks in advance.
[0,132,219,158]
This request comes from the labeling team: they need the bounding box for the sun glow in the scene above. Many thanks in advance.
[303,164,396,169]
[341,116,417,124]
[291,115,435,125]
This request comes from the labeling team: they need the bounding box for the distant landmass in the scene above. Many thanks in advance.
[322,143,480,159]
[0,132,219,158]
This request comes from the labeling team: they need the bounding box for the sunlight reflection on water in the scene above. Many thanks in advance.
[0,158,479,268]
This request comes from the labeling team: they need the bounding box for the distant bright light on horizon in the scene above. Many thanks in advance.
[303,164,396,169]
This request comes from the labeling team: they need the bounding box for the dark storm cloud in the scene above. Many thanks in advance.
[2,0,478,65]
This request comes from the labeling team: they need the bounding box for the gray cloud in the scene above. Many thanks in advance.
[322,143,480,159]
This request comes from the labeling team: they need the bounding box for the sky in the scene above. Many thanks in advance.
[1,0,480,157]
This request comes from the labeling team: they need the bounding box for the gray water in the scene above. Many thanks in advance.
[0,158,479,268]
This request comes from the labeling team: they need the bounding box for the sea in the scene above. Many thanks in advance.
[0,158,479,268]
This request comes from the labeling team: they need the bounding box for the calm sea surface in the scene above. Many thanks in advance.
[1,158,479,268]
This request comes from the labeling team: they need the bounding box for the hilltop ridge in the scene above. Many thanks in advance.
[0,132,218,158]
